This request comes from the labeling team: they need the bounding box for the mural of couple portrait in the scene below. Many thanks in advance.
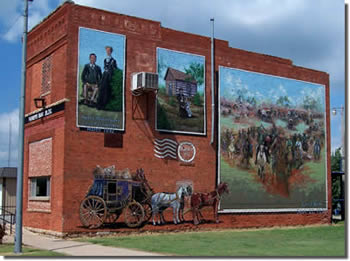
[77,27,125,131]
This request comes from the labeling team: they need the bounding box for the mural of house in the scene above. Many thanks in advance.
[164,67,197,97]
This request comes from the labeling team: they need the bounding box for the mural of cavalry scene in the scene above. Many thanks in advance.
[77,27,125,130]
[156,48,206,135]
[219,67,327,211]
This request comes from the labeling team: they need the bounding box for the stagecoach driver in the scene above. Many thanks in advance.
[80,53,102,105]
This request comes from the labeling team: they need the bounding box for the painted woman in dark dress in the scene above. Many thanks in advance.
[97,46,117,110]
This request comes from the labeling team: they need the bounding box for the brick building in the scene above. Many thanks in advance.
[23,1,331,235]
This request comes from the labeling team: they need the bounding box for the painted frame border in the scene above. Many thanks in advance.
[217,65,328,213]
[76,26,126,131]
[155,47,207,136]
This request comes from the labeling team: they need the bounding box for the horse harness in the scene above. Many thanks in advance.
[157,192,181,205]
[198,189,221,207]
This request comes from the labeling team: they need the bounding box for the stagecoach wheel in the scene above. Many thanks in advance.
[79,196,107,229]
[124,201,145,228]
[105,211,121,224]
[142,203,152,223]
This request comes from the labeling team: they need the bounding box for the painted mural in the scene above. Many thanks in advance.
[77,27,125,131]
[156,48,206,135]
[218,66,327,211]
[79,165,228,228]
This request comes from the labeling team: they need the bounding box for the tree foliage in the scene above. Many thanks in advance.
[331,147,343,172]
[193,92,203,106]
[331,147,343,202]
[105,68,123,112]
[303,95,318,111]
[184,62,204,86]
[246,96,257,106]
[276,96,290,107]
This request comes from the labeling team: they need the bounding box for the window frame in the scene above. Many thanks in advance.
[29,176,51,201]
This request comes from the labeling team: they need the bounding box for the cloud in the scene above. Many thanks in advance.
[0,108,19,167]
[1,0,51,42]
[0,0,343,152]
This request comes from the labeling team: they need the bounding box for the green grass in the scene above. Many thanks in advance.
[79,224,345,256]
[220,114,272,131]
[157,91,205,133]
[0,244,66,256]
[78,105,123,129]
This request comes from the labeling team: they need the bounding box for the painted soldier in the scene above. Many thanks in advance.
[81,53,102,105]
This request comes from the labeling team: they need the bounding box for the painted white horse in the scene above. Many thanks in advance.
[151,185,191,225]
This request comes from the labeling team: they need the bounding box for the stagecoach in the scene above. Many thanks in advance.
[79,168,153,228]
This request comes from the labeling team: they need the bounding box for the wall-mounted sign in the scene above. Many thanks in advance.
[25,102,65,124]
[177,142,196,163]
[153,138,196,163]
[154,138,178,159]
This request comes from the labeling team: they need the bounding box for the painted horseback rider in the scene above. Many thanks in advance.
[255,141,270,165]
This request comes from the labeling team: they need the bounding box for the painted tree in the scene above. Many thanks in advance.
[158,56,167,76]
[105,68,123,112]
[247,97,257,106]
[276,95,290,107]
[184,62,204,86]
[303,95,318,111]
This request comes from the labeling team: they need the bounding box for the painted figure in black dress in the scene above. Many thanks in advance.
[97,46,117,110]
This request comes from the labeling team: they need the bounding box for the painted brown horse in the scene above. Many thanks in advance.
[190,182,229,225]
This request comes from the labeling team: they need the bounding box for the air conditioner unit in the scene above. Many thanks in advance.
[131,72,158,93]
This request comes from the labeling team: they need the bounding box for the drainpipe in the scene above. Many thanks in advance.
[210,18,215,144]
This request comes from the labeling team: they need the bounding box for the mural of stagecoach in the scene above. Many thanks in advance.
[79,167,154,228]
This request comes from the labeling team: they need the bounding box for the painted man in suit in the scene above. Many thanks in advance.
[81,53,102,106]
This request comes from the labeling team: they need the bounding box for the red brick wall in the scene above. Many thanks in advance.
[23,2,331,233]
[23,114,65,232]
[27,138,52,211]
[23,4,69,233]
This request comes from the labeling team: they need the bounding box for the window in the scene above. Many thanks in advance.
[41,56,52,95]
[108,182,116,194]
[30,177,50,199]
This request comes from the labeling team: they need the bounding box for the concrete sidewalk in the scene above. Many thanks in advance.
[3,228,164,256]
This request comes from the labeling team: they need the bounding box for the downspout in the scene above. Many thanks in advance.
[210,18,215,144]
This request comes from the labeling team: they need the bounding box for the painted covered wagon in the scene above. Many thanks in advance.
[79,167,153,228]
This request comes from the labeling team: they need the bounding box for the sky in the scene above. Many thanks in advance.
[0,0,345,167]
[220,67,325,111]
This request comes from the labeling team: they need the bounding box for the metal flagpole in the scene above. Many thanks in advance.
[8,119,12,167]
[14,0,29,254]
[210,18,215,144]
